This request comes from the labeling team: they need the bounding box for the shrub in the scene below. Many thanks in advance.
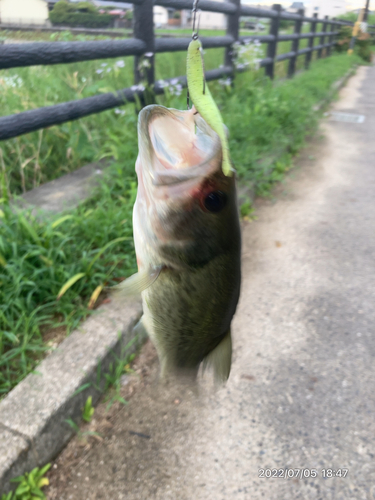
[335,25,373,62]
[49,0,112,28]
[337,12,375,25]
[335,25,352,52]
[356,32,373,61]
[75,1,98,14]
[50,12,112,28]
[173,11,181,19]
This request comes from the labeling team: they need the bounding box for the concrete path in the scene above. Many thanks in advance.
[47,65,375,500]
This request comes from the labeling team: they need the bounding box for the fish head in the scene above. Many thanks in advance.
[134,104,240,270]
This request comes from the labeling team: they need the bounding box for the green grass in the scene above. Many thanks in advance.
[222,54,360,192]
[0,463,51,500]
[0,30,362,396]
[0,27,262,42]
[0,40,225,196]
[0,166,137,394]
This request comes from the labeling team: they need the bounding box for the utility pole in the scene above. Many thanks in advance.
[348,7,365,54]
[363,0,371,22]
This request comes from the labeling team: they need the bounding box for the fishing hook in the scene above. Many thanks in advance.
[192,0,201,40]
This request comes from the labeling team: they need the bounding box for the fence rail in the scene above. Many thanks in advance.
[0,1,374,141]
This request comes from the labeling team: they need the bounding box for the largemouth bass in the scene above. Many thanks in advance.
[118,104,241,383]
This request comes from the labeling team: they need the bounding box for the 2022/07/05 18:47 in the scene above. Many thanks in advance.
[258,468,349,479]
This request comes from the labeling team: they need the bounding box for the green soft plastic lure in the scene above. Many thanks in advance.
[186,38,233,177]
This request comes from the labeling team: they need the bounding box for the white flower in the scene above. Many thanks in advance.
[115,60,125,68]
[144,52,154,57]
[114,108,126,116]
[81,76,87,82]
[106,67,111,73]
[232,39,263,71]
[170,78,179,85]
[157,79,168,88]
[218,78,232,87]
[96,69,103,74]
[1,75,23,88]
[168,84,178,96]
[138,59,151,70]
[131,84,145,92]
[101,63,108,67]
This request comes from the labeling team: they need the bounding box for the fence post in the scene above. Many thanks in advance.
[288,8,304,78]
[265,4,282,79]
[133,0,155,105]
[318,15,328,58]
[225,0,241,73]
[305,12,317,69]
[326,18,336,57]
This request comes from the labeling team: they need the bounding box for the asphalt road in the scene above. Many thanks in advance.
[48,64,375,500]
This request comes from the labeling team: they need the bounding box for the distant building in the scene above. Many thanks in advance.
[348,8,374,15]
[0,0,49,25]
[302,0,347,18]
[289,2,304,12]
[153,0,226,29]
[154,6,168,27]
[196,10,227,29]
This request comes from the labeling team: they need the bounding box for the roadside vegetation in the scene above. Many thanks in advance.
[0,45,362,396]
[0,25,337,195]
[0,465,51,500]
[49,1,113,29]
[337,12,375,25]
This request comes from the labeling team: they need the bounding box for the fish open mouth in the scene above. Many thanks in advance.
[138,105,221,186]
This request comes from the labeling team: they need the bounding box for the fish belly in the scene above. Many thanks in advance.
[141,252,240,380]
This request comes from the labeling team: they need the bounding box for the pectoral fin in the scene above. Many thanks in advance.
[202,328,232,384]
[132,316,149,341]
[112,266,162,297]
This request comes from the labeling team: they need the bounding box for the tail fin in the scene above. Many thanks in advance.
[203,328,232,384]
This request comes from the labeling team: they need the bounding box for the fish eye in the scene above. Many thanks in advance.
[203,191,227,213]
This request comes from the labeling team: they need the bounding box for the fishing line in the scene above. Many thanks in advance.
[187,0,202,109]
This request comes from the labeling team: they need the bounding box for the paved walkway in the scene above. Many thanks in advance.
[48,65,375,500]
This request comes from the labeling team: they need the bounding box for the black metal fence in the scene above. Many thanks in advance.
[0,1,373,142]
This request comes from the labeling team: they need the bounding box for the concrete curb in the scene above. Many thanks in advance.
[0,63,359,496]
[0,300,143,496]
[15,159,110,216]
